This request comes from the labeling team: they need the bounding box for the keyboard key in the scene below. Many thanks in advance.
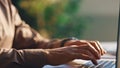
[83,60,116,68]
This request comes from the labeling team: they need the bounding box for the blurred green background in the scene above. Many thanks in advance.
[12,0,118,41]
[12,0,87,39]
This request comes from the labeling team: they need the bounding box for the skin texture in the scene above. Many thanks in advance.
[44,40,106,65]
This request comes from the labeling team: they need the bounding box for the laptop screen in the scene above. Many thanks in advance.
[116,9,120,68]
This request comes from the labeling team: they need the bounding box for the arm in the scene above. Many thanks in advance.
[13,22,62,49]
[12,4,62,49]
[0,43,100,68]
[0,41,106,68]
[0,48,48,68]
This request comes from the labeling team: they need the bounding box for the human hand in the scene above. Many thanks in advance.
[44,42,106,65]
[64,40,106,56]
[63,40,106,65]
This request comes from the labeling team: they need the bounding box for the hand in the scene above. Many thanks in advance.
[64,40,106,56]
[63,40,106,65]
[44,41,106,65]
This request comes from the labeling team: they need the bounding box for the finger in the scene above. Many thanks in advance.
[72,41,101,59]
[76,49,98,65]
[96,41,106,55]
[91,59,98,65]
[84,50,98,65]
[89,41,102,55]
[67,41,101,59]
[83,44,100,59]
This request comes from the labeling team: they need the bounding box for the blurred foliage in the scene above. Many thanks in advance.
[12,0,87,39]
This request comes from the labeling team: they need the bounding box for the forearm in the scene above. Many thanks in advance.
[37,37,77,49]
[37,37,78,49]
[13,21,62,49]
[0,48,48,68]
[37,39,62,49]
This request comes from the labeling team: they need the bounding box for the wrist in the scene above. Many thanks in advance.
[47,39,61,48]
[60,37,78,47]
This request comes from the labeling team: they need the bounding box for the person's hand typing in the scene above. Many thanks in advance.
[44,41,106,65]
[64,40,106,56]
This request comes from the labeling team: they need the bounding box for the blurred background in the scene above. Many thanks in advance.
[12,0,119,42]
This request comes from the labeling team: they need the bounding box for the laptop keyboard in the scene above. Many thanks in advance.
[81,60,116,68]
[43,59,116,68]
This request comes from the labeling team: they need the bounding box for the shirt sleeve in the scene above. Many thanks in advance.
[0,48,48,68]
[12,3,62,49]
[11,3,49,49]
